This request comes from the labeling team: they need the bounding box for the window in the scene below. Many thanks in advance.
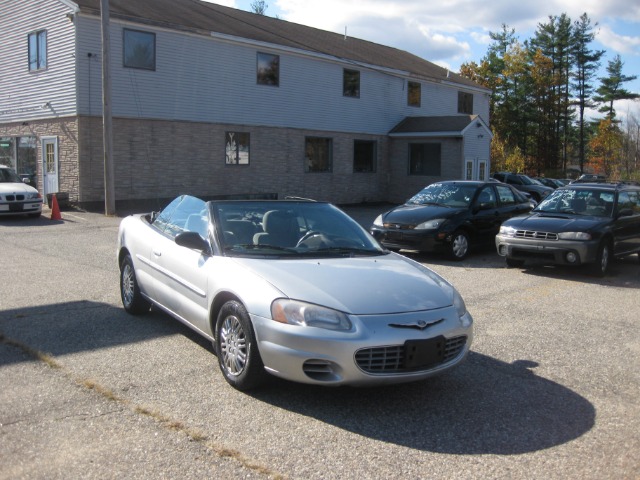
[225,132,250,165]
[353,140,376,172]
[458,91,473,114]
[257,52,279,86]
[123,29,156,70]
[409,143,441,176]
[408,81,421,107]
[28,30,47,71]
[305,137,332,173]
[477,186,497,208]
[343,69,360,97]
[496,185,516,206]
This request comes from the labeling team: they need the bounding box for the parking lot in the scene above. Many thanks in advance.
[1,206,639,479]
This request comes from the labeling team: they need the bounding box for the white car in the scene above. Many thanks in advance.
[117,195,473,391]
[0,165,43,218]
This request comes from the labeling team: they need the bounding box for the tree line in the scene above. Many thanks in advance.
[459,13,639,180]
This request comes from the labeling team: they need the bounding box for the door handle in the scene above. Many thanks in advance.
[153,250,162,257]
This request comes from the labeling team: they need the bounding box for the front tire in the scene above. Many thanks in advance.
[120,254,151,314]
[449,231,470,260]
[589,241,611,277]
[215,300,267,391]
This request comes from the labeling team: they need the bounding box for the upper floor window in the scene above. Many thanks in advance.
[225,132,250,165]
[458,91,473,114]
[123,29,156,70]
[409,143,441,176]
[408,81,421,107]
[28,30,47,71]
[343,69,360,98]
[257,52,279,86]
[305,137,332,173]
[353,140,376,172]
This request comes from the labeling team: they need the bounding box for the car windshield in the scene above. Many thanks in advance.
[406,183,478,208]
[534,188,615,217]
[0,167,22,183]
[519,175,538,186]
[211,201,386,257]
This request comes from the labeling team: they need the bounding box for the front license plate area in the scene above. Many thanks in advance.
[9,203,23,212]
[405,336,445,368]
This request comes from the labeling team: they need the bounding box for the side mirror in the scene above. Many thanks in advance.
[175,231,210,252]
[616,208,634,218]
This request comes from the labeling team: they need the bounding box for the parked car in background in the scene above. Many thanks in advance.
[534,177,565,189]
[117,195,473,391]
[573,174,607,183]
[370,181,532,260]
[0,164,43,218]
[496,182,640,276]
[492,172,554,202]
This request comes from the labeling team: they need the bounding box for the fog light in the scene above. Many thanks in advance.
[566,252,577,263]
[499,245,507,255]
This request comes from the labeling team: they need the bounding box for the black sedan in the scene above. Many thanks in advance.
[371,181,532,260]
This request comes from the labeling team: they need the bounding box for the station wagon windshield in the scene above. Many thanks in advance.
[535,188,615,217]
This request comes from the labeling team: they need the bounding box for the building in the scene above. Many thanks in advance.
[0,0,492,209]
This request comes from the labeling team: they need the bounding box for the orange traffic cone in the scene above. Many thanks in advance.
[50,193,62,220]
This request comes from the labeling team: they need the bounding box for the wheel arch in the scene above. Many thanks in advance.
[209,292,243,339]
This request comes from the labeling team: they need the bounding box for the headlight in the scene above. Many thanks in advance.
[26,192,41,200]
[499,225,517,236]
[373,214,383,227]
[452,288,467,318]
[414,218,446,230]
[558,231,591,240]
[271,299,352,331]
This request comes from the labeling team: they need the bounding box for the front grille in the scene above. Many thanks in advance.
[6,194,25,202]
[515,230,558,240]
[355,335,467,374]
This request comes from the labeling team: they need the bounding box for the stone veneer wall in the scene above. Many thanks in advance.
[387,137,463,204]
[0,118,79,201]
[77,116,389,207]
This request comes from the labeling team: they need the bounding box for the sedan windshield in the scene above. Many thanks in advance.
[535,188,614,217]
[212,201,386,257]
[0,167,22,183]
[406,183,478,208]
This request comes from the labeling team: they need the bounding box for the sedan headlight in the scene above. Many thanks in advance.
[415,218,446,230]
[26,192,42,200]
[499,225,517,237]
[558,231,592,241]
[271,299,352,331]
[373,214,384,227]
[452,288,467,318]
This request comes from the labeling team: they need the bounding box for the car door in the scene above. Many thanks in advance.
[469,185,501,245]
[612,190,640,255]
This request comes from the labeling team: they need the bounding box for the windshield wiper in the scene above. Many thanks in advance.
[226,244,297,253]
[311,247,386,256]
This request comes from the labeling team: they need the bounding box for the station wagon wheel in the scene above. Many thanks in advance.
[120,254,151,314]
[449,230,470,261]
[215,300,267,391]
[589,241,611,277]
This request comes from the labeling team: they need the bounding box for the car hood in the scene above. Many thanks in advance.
[232,254,454,315]
[505,212,606,231]
[382,204,462,225]
[0,182,38,194]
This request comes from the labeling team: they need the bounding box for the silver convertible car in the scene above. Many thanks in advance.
[117,196,473,390]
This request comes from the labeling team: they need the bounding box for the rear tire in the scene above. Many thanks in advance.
[589,241,611,277]
[449,231,470,260]
[215,300,267,391]
[120,254,151,314]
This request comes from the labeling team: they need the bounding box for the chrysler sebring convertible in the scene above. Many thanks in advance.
[117,196,473,391]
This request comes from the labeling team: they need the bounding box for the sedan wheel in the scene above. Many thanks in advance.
[449,231,470,261]
[216,301,267,391]
[120,255,151,314]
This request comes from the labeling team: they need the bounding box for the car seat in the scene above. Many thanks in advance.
[253,210,300,247]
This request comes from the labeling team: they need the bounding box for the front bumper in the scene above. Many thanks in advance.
[0,199,43,216]
[370,227,449,253]
[495,234,599,266]
[251,306,473,386]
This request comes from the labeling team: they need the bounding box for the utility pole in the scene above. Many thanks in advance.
[101,0,115,215]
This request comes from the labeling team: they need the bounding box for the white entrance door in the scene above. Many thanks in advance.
[465,158,489,181]
[42,137,58,196]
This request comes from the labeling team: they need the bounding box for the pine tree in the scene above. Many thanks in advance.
[593,55,640,121]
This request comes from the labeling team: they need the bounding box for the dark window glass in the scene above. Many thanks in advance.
[257,52,279,86]
[409,143,441,176]
[343,69,360,97]
[123,29,156,70]
[496,185,516,205]
[28,30,47,70]
[225,132,250,165]
[353,140,376,172]
[408,81,421,107]
[458,91,473,114]
[305,137,332,173]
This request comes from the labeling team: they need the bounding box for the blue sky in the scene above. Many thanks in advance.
[207,0,640,123]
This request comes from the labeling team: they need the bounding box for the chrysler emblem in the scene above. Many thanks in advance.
[389,318,444,330]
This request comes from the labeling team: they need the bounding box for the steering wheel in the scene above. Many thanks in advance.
[296,231,329,248]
